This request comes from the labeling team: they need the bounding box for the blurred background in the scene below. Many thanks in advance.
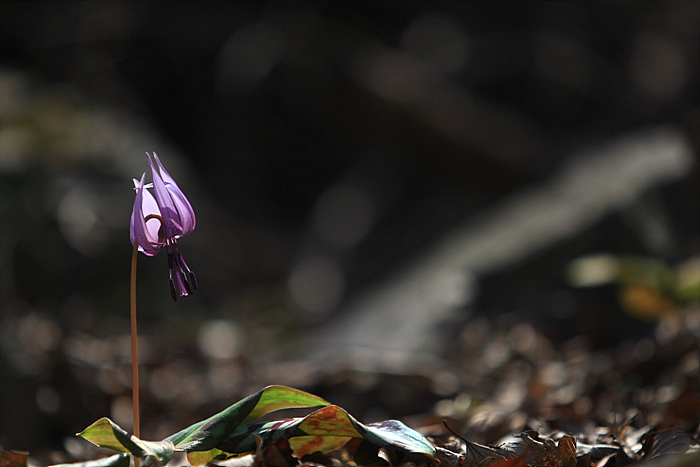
[1,2,699,464]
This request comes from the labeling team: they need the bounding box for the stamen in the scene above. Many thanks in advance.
[169,277,178,301]
[181,270,193,295]
[163,240,196,300]
[177,251,198,291]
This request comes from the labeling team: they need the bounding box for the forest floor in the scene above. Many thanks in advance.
[3,303,698,467]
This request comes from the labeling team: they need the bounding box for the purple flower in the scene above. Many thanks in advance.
[130,152,197,300]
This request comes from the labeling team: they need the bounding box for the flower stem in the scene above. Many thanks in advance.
[130,242,141,467]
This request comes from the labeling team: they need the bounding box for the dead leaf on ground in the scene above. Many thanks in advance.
[0,450,28,467]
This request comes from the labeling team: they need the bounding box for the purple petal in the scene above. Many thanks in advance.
[153,152,196,236]
[137,180,162,240]
[147,153,182,238]
[130,173,163,256]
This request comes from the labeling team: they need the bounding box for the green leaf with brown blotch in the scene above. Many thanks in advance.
[76,386,435,466]
[190,404,436,465]
[165,385,330,453]
[185,448,230,466]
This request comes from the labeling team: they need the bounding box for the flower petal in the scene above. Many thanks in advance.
[153,152,196,236]
[147,153,183,238]
[130,173,163,255]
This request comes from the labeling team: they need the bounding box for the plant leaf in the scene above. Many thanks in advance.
[167,385,329,453]
[362,419,436,458]
[645,431,698,460]
[463,438,510,467]
[210,405,435,461]
[186,448,228,466]
[496,433,577,467]
[239,386,331,426]
[297,405,364,437]
[77,418,174,465]
[48,453,131,467]
[78,386,435,467]
[289,435,353,458]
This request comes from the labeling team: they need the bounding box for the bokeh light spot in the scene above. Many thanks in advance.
[197,319,244,360]
[36,385,61,415]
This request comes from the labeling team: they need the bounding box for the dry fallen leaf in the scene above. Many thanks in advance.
[0,450,28,467]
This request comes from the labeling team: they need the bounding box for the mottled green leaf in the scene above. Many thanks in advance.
[295,406,435,459]
[167,385,329,453]
[216,417,301,454]
[210,404,435,461]
[48,453,130,467]
[77,418,174,465]
[240,385,331,425]
[289,435,353,458]
[297,405,364,437]
[362,419,436,458]
[181,406,361,464]
[77,386,434,467]
[186,448,228,466]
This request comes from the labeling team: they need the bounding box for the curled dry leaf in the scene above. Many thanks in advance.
[511,433,576,467]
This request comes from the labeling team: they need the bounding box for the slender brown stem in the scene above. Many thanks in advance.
[130,242,141,467]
